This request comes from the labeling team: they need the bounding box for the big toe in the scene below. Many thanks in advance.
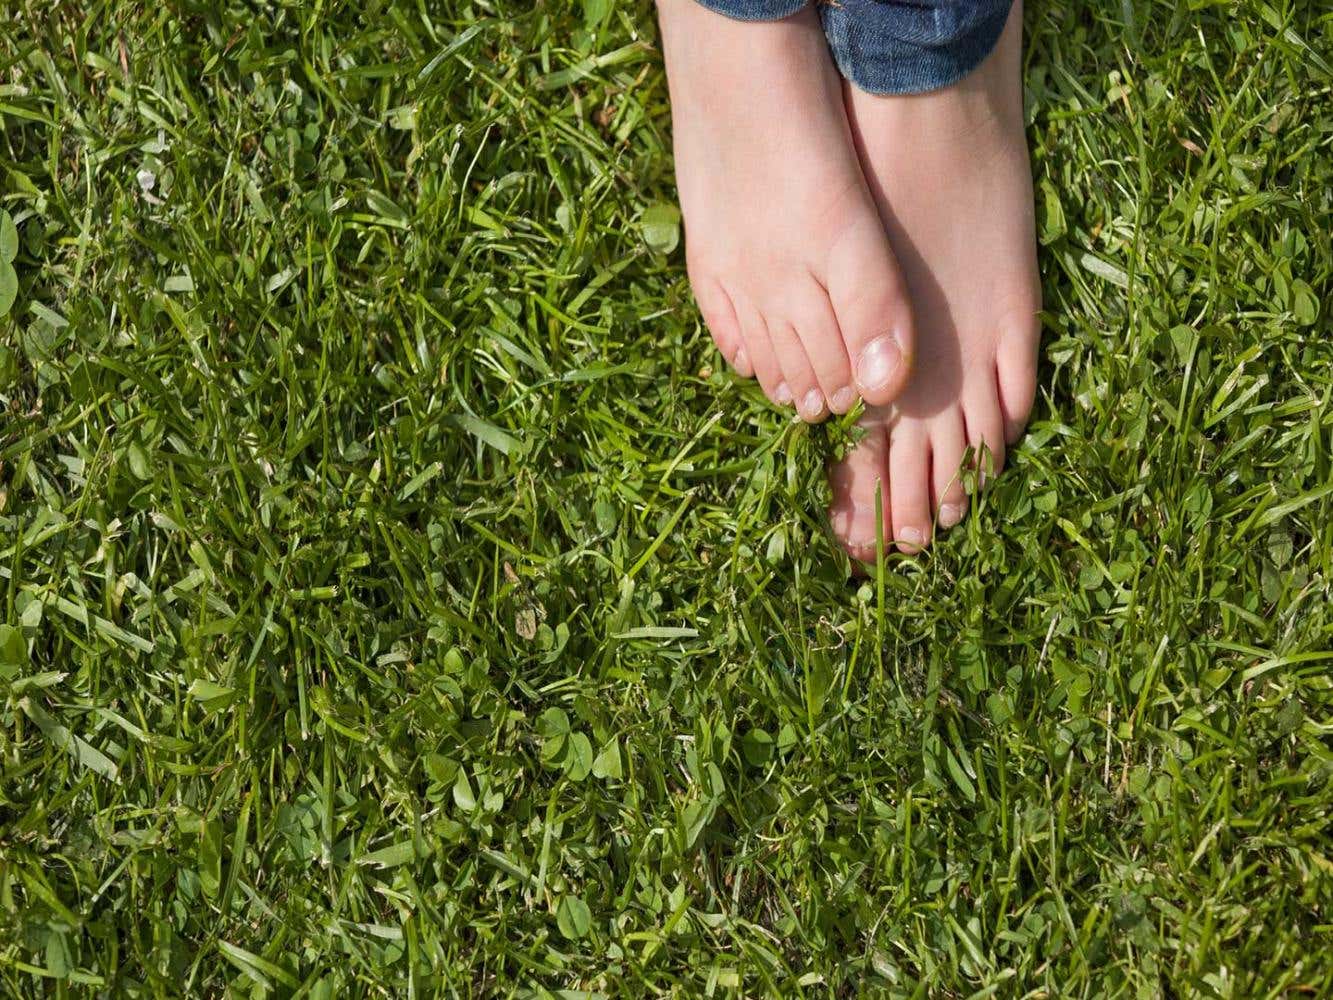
[828,418,891,563]
[824,213,915,407]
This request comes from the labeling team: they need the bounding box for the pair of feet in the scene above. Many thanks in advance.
[659,0,1041,556]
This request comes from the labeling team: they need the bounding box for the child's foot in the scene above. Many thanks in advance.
[827,0,1040,557]
[657,0,915,421]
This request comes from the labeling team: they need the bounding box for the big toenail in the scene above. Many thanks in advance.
[939,502,965,527]
[900,526,926,548]
[800,389,825,418]
[856,337,903,393]
[830,386,856,412]
[775,381,793,405]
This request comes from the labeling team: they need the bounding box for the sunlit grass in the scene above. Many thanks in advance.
[0,1,1330,994]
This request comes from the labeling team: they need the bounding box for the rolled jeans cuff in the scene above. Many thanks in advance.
[821,0,1014,95]
[692,0,810,22]
[685,0,1014,96]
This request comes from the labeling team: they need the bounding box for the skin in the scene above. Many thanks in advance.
[657,0,1040,557]
[657,0,916,422]
[829,0,1041,556]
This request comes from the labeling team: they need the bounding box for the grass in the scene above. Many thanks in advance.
[1,0,1331,995]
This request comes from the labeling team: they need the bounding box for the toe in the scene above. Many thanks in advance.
[736,303,786,406]
[789,283,856,414]
[691,273,747,374]
[929,410,969,529]
[888,423,933,554]
[995,315,1041,444]
[828,419,891,562]
[962,378,1007,483]
[824,214,915,407]
[767,318,827,421]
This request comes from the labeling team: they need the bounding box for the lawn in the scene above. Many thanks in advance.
[1,0,1331,995]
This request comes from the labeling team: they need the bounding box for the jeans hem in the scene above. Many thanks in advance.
[691,0,810,22]
[823,0,1014,97]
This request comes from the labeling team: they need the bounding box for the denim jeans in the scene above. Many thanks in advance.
[692,0,1013,95]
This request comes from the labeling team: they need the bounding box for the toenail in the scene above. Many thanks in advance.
[775,381,793,405]
[847,528,879,552]
[939,502,965,527]
[856,336,903,394]
[845,512,878,547]
[830,386,856,412]
[800,388,825,419]
[900,525,927,548]
[734,346,749,371]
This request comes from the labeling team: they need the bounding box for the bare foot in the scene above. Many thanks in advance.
[657,0,915,421]
[827,0,1041,556]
